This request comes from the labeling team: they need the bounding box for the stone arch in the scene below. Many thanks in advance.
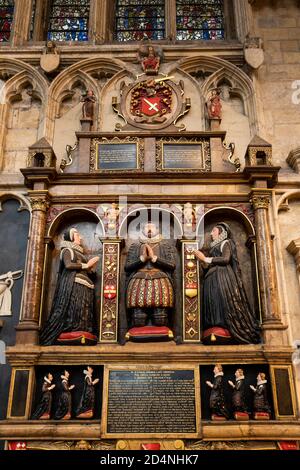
[277,190,300,214]
[196,206,255,238]
[118,206,184,240]
[174,56,259,136]
[47,207,105,238]
[0,192,31,213]
[45,57,133,144]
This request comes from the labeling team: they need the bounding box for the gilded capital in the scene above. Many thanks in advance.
[250,195,270,210]
[29,197,50,212]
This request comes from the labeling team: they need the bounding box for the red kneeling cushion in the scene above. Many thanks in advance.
[57,331,97,345]
[127,326,173,340]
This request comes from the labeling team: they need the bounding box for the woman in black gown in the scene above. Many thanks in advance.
[32,373,55,420]
[195,222,260,344]
[40,228,99,345]
[76,366,99,419]
[54,370,75,420]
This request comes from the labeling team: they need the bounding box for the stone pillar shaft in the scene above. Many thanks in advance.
[16,192,49,344]
[251,193,280,324]
[11,0,33,46]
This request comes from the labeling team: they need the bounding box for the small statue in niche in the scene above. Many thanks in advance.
[250,372,271,420]
[207,89,222,119]
[194,222,260,345]
[228,368,249,420]
[32,373,55,420]
[40,228,99,346]
[125,222,176,341]
[105,203,119,233]
[54,370,75,420]
[81,89,96,120]
[76,366,99,419]
[206,364,229,421]
[137,44,162,75]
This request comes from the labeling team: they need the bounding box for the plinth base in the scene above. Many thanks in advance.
[234,412,250,421]
[211,414,228,421]
[254,412,270,420]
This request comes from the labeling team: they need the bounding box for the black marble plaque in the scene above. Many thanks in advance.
[97,143,138,170]
[274,368,294,416]
[107,369,196,434]
[163,143,204,170]
[11,369,29,417]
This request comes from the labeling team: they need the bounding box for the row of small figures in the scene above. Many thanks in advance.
[206,365,271,421]
[31,366,99,420]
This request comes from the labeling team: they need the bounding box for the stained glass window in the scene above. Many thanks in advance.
[47,0,90,42]
[0,0,14,43]
[176,0,224,41]
[115,0,165,42]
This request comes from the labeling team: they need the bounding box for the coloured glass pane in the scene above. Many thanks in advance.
[48,0,90,42]
[115,0,165,42]
[176,0,224,41]
[0,0,14,43]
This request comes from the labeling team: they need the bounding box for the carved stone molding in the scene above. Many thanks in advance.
[29,197,50,212]
[287,148,300,174]
[287,239,300,275]
[250,195,270,210]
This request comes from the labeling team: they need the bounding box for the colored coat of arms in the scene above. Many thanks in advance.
[130,79,172,124]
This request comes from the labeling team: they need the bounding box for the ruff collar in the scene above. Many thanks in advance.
[210,230,228,248]
[84,369,92,380]
[236,376,245,381]
[61,375,69,381]
[44,376,51,384]
[139,233,163,244]
[61,240,84,254]
[257,379,267,386]
[214,371,224,378]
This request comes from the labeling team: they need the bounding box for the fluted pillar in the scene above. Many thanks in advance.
[15,191,49,345]
[250,192,282,328]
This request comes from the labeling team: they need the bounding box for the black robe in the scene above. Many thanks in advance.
[40,247,97,345]
[209,374,229,418]
[54,380,72,420]
[76,376,95,416]
[32,382,53,419]
[253,383,271,413]
[232,378,247,413]
[203,239,260,344]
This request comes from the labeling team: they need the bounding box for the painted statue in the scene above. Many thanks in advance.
[76,366,99,419]
[0,270,23,316]
[250,372,271,419]
[125,222,175,331]
[32,373,55,420]
[137,44,161,75]
[195,222,260,344]
[207,89,222,119]
[40,228,99,345]
[81,89,96,120]
[206,364,229,420]
[54,370,75,420]
[228,368,249,419]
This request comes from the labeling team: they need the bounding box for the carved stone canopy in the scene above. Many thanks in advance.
[27,138,57,169]
[245,135,272,167]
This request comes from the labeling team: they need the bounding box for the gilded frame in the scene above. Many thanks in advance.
[270,365,297,420]
[7,367,35,420]
[156,137,211,172]
[90,137,144,173]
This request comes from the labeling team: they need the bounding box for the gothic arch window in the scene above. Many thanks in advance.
[115,0,165,42]
[47,0,90,42]
[0,0,14,43]
[176,0,224,40]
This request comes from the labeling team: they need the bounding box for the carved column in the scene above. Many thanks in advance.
[99,240,122,343]
[251,193,282,328]
[11,0,34,46]
[15,191,49,345]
